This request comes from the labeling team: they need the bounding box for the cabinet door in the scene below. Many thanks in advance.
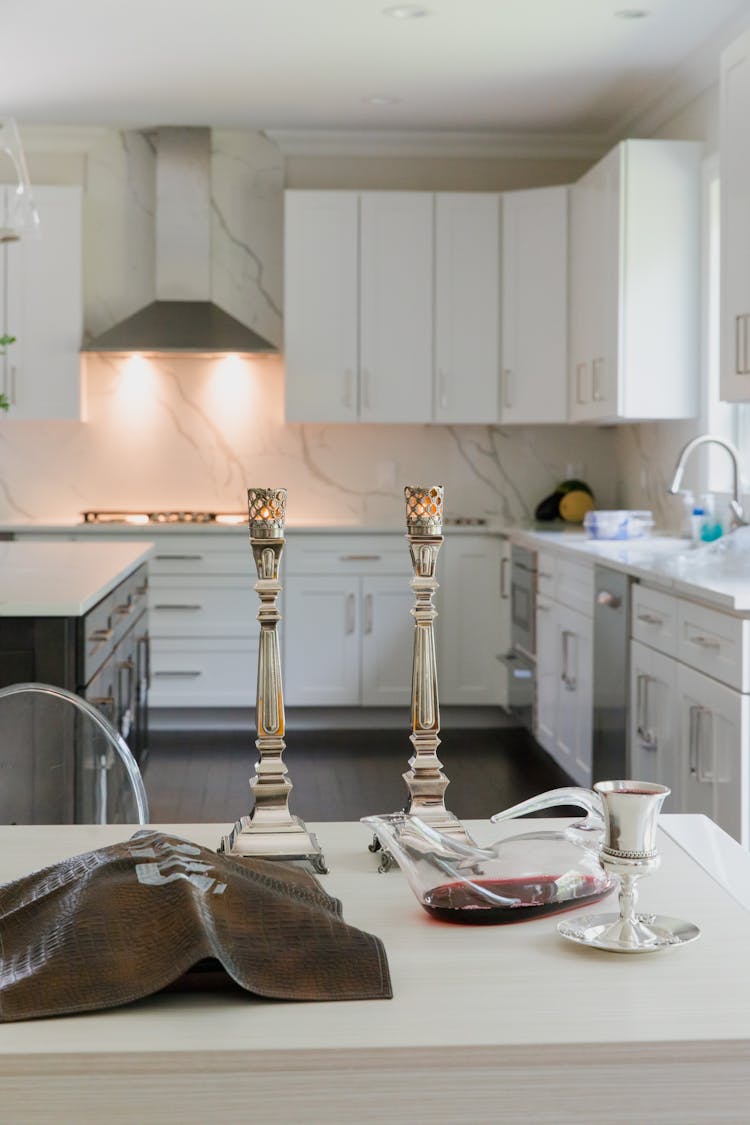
[629,641,679,810]
[501,186,567,424]
[284,191,359,422]
[720,29,750,401]
[677,662,749,844]
[359,193,433,422]
[568,174,598,420]
[434,193,500,424]
[283,575,360,705]
[3,185,82,420]
[534,596,558,756]
[361,576,413,707]
[555,604,593,786]
[437,536,506,706]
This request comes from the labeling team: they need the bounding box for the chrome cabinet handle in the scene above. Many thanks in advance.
[689,705,714,782]
[135,582,149,596]
[345,592,356,635]
[364,592,374,634]
[88,627,113,643]
[153,603,202,611]
[691,634,720,649]
[561,630,577,690]
[113,602,133,617]
[636,673,657,749]
[152,670,202,678]
[500,556,510,599]
[503,369,513,410]
[154,553,203,561]
[438,370,449,411]
[340,554,382,562]
[136,632,151,690]
[637,612,664,627]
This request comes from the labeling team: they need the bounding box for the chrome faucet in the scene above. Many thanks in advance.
[668,434,748,529]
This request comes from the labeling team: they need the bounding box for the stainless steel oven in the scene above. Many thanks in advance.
[500,544,537,729]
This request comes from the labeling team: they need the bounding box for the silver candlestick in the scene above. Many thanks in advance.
[220,488,327,873]
[372,485,472,870]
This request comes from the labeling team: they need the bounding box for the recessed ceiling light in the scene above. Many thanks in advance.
[362,95,402,106]
[382,5,432,19]
[614,8,650,17]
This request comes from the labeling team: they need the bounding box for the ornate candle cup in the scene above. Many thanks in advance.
[557,780,700,953]
[370,485,472,870]
[220,488,327,873]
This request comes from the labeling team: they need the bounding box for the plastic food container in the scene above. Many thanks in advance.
[583,510,654,540]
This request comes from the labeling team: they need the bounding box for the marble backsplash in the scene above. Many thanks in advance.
[0,353,618,526]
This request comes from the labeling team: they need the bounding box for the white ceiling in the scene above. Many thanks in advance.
[3,0,750,140]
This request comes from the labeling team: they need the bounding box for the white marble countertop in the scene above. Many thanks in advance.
[511,527,750,613]
[0,519,500,537]
[0,540,153,616]
[0,816,748,1123]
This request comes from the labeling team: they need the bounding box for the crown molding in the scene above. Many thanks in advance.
[607,6,750,144]
[265,128,609,160]
[17,125,109,154]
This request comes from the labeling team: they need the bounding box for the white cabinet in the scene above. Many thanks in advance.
[629,640,679,810]
[500,186,568,424]
[283,192,358,422]
[569,140,701,423]
[1,185,82,420]
[284,190,433,423]
[282,535,414,707]
[720,27,750,400]
[434,193,500,424]
[437,534,507,707]
[676,662,749,845]
[534,569,594,787]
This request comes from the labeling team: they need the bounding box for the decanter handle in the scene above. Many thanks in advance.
[490,787,604,832]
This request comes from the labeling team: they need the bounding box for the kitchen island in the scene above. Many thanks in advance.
[1,816,750,1123]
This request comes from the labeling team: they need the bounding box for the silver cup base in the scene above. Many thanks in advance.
[557,911,701,954]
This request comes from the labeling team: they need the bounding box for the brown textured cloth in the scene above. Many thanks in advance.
[0,830,392,1021]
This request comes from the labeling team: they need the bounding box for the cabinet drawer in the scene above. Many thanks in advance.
[284,535,407,576]
[149,580,256,638]
[677,600,750,692]
[149,639,258,708]
[537,551,556,599]
[632,585,678,657]
[149,537,249,577]
[556,558,594,617]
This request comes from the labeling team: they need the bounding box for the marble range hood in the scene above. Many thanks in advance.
[82,127,277,356]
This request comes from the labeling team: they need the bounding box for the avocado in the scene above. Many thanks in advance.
[535,491,564,522]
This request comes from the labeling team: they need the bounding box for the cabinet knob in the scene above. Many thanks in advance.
[597,590,622,609]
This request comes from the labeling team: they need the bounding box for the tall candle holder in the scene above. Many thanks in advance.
[220,488,327,873]
[371,485,472,870]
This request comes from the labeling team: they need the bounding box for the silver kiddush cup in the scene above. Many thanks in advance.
[594,780,670,949]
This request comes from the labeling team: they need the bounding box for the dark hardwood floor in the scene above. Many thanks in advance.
[143,725,574,823]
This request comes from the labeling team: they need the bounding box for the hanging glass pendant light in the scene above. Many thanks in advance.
[0,118,40,242]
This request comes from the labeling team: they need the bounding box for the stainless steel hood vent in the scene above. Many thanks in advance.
[83,127,277,356]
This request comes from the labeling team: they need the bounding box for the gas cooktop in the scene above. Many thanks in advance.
[82,511,247,525]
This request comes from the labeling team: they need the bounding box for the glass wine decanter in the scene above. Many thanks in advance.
[363,787,616,925]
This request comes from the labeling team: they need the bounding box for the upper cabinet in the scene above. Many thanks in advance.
[284,190,434,423]
[720,28,750,401]
[1,184,83,420]
[568,140,701,423]
[500,186,568,424]
[434,193,501,424]
[284,189,502,424]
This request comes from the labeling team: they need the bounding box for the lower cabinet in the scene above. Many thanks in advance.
[629,640,679,811]
[629,590,750,844]
[283,574,412,707]
[535,595,593,786]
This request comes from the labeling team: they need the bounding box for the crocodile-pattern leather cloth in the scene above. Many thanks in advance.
[0,830,392,1021]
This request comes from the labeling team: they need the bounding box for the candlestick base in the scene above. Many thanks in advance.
[220,816,328,874]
